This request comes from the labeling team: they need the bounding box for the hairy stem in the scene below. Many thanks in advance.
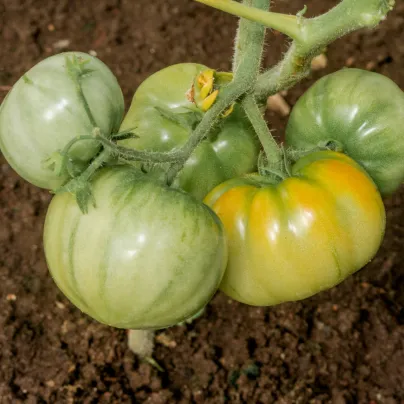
[241,94,281,166]
[197,0,299,40]
[233,0,270,80]
[98,135,187,163]
[165,0,270,180]
[254,0,395,101]
[80,148,112,182]
[196,0,395,102]
[58,148,113,196]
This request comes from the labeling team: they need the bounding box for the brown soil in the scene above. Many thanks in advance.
[1,0,404,403]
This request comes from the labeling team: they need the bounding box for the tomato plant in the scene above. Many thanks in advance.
[286,68,404,195]
[44,166,227,329]
[118,63,260,200]
[1,0,396,343]
[0,52,124,190]
[205,151,386,306]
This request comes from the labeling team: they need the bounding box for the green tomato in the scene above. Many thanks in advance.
[119,63,260,200]
[44,166,227,329]
[286,68,404,195]
[0,52,124,190]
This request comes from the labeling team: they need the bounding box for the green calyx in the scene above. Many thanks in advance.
[257,145,293,184]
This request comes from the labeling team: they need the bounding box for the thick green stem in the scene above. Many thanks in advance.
[196,0,300,40]
[196,0,395,102]
[93,80,252,173]
[99,84,249,166]
[98,135,187,163]
[58,148,112,194]
[233,0,269,81]
[241,95,281,166]
[254,0,395,101]
[233,0,255,73]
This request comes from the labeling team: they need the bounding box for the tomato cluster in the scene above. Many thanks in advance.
[1,51,401,328]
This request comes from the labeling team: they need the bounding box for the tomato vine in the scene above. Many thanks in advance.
[0,0,398,364]
[55,0,395,211]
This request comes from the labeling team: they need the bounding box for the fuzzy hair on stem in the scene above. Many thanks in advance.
[254,0,395,101]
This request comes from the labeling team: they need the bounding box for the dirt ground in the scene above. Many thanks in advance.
[1,0,404,403]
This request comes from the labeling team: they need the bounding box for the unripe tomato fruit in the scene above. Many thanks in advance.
[286,68,404,195]
[205,151,385,306]
[44,167,227,329]
[0,52,124,189]
[119,63,260,200]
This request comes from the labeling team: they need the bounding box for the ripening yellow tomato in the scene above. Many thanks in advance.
[204,151,386,306]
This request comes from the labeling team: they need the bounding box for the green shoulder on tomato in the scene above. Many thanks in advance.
[286,68,404,195]
[119,63,260,200]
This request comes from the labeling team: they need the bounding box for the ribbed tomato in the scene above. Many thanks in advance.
[44,167,227,329]
[119,63,260,200]
[0,52,124,189]
[205,151,385,306]
[286,68,404,195]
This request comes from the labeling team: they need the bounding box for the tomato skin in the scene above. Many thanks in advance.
[44,166,227,329]
[119,63,260,200]
[0,52,124,190]
[286,68,404,195]
[205,151,385,306]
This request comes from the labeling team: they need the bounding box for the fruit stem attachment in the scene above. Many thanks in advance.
[241,94,281,169]
[195,0,300,41]
[127,330,164,372]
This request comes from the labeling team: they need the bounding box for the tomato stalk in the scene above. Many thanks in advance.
[254,0,395,102]
[99,0,272,184]
[59,0,395,206]
[196,0,301,41]
[195,0,395,102]
[241,94,282,175]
